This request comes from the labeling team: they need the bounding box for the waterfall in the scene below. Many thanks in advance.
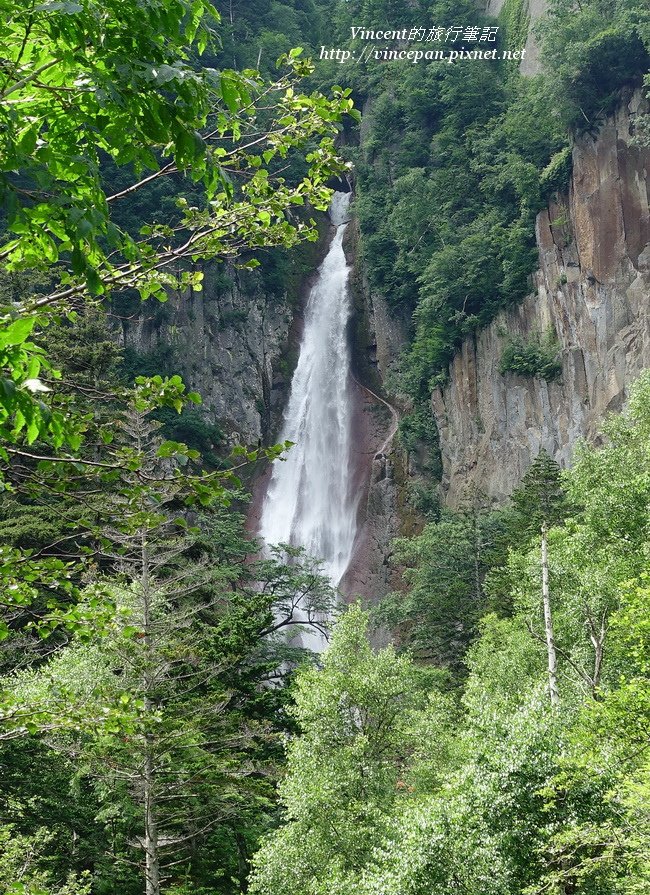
[259,191,357,602]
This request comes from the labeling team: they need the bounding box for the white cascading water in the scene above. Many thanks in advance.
[259,192,357,610]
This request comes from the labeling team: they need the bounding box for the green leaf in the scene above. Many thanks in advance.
[0,317,35,349]
[220,74,240,113]
[26,418,40,445]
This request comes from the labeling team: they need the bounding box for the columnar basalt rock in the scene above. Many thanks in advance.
[432,89,650,506]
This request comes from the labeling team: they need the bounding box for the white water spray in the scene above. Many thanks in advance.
[259,192,357,591]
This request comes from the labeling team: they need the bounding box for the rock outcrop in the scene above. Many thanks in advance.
[519,0,547,76]
[339,222,409,604]
[116,263,294,447]
[432,88,650,506]
[485,0,548,77]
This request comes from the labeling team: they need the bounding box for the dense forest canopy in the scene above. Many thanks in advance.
[250,372,650,895]
[0,0,649,893]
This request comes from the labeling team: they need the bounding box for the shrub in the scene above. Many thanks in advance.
[499,328,562,381]
[540,145,573,197]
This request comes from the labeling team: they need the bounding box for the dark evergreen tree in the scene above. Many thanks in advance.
[511,449,570,536]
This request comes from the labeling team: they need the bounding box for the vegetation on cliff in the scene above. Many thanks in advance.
[0,1,350,892]
[338,0,649,404]
[498,328,562,381]
[0,1,648,894]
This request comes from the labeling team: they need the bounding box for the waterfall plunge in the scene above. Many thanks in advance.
[259,192,357,595]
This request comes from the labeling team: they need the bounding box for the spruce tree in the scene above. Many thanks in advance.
[511,449,569,535]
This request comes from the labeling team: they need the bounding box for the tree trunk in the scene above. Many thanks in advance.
[144,745,160,895]
[541,522,560,707]
[236,830,249,892]
[141,531,161,895]
[587,609,606,696]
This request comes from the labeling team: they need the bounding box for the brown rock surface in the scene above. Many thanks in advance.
[432,89,650,506]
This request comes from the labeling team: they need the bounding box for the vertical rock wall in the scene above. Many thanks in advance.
[484,0,548,76]
[432,89,650,506]
[340,223,409,604]
[117,265,297,447]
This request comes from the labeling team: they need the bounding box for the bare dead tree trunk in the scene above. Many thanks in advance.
[541,522,560,707]
[141,532,161,895]
[229,0,237,68]
[144,745,160,895]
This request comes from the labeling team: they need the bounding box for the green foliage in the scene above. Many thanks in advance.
[0,0,357,458]
[529,579,650,895]
[2,4,650,895]
[537,0,650,132]
[341,0,647,399]
[380,504,514,678]
[0,300,297,724]
[540,145,573,197]
[155,406,224,463]
[46,308,122,390]
[249,605,436,895]
[0,826,92,895]
[348,19,566,397]
[567,369,650,557]
[215,0,332,77]
[1,407,337,891]
[397,403,441,475]
[249,373,650,895]
[499,328,562,381]
[0,11,359,887]
[500,0,530,55]
[120,344,177,381]
[511,450,569,533]
[0,0,355,298]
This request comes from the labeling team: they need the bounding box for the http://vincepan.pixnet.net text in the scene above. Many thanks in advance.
[320,25,527,65]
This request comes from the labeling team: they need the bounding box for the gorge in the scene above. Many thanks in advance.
[123,85,650,574]
[1,1,649,894]
[259,192,357,590]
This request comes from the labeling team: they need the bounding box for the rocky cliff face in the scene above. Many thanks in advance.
[339,222,409,605]
[485,0,547,76]
[117,263,296,447]
[432,88,650,506]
